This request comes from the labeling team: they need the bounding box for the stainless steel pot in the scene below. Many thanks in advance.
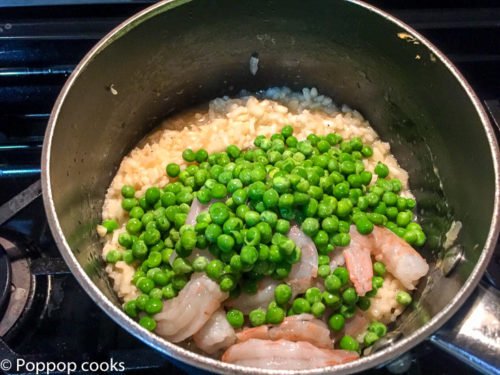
[41,0,500,373]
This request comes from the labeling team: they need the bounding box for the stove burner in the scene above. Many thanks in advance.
[0,231,49,342]
[0,245,11,314]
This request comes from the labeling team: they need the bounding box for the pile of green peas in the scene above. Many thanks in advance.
[102,124,425,348]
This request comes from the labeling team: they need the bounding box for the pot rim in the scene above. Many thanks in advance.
[41,0,500,373]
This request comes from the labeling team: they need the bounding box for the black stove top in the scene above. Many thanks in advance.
[0,1,499,374]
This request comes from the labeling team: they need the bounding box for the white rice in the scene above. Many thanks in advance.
[99,87,410,304]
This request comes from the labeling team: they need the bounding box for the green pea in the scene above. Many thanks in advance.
[190,256,208,272]
[272,176,290,194]
[241,245,259,265]
[144,228,161,246]
[342,287,358,305]
[141,212,155,227]
[153,271,171,286]
[266,306,285,324]
[160,192,175,208]
[145,297,163,314]
[172,258,192,274]
[205,259,224,280]
[132,240,148,259]
[333,266,349,285]
[336,198,353,217]
[195,149,208,163]
[244,211,260,227]
[210,183,227,199]
[292,298,311,314]
[305,287,322,304]
[322,291,341,308]
[102,219,119,233]
[386,206,398,220]
[373,261,386,276]
[137,277,155,294]
[374,162,389,178]
[123,250,134,264]
[147,251,162,268]
[244,227,261,246]
[219,275,236,292]
[372,276,384,289]
[274,284,292,305]
[181,148,195,162]
[162,284,177,299]
[364,331,379,346]
[328,313,345,331]
[121,185,136,198]
[275,219,290,234]
[122,198,138,211]
[205,223,222,243]
[179,230,196,250]
[415,230,426,246]
[309,301,325,318]
[145,187,161,206]
[106,250,122,264]
[256,222,273,243]
[356,216,374,235]
[301,217,320,237]
[317,264,331,278]
[332,233,351,247]
[396,211,413,227]
[123,300,137,318]
[368,321,387,337]
[260,211,278,228]
[274,262,291,279]
[247,309,266,327]
[118,232,133,248]
[281,125,293,137]
[232,188,248,205]
[361,145,373,157]
[382,191,397,206]
[217,234,235,253]
[209,202,229,225]
[396,291,413,306]
[357,296,371,311]
[324,274,342,292]
[166,163,181,178]
[139,316,157,331]
[314,230,329,248]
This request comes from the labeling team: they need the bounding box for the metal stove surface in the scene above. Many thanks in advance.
[0,0,499,374]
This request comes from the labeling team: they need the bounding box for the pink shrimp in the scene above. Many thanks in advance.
[344,226,429,293]
[236,314,333,348]
[344,227,374,296]
[154,273,228,343]
[225,277,278,314]
[370,226,429,290]
[343,311,370,338]
[193,308,236,354]
[222,339,359,369]
[286,225,318,294]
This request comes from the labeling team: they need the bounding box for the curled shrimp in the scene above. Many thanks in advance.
[344,227,374,296]
[222,339,359,370]
[286,224,318,294]
[225,277,278,314]
[236,314,333,349]
[345,226,429,294]
[193,308,236,354]
[154,273,228,343]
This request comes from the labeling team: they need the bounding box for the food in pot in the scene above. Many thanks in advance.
[97,87,429,369]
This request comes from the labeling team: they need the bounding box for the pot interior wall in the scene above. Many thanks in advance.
[48,0,495,338]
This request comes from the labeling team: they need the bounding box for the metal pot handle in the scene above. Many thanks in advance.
[429,283,500,375]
